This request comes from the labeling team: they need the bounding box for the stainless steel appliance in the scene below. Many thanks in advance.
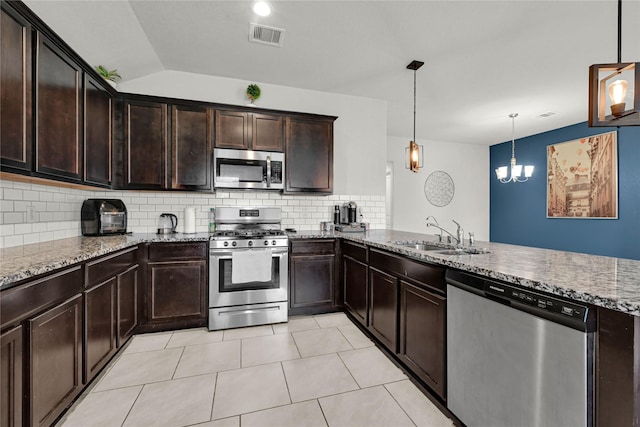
[157,213,178,234]
[208,206,288,330]
[446,270,595,427]
[340,201,358,224]
[213,148,284,190]
[81,199,127,236]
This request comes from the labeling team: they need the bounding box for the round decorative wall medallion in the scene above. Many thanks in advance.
[424,171,455,207]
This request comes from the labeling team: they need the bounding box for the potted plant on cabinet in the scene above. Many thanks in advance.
[95,65,121,89]
[246,84,261,105]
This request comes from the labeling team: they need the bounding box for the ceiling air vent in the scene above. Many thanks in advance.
[249,23,285,47]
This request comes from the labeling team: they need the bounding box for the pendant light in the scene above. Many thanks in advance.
[588,0,640,126]
[495,113,534,183]
[405,60,424,172]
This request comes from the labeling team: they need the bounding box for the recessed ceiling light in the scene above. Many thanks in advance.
[253,2,271,17]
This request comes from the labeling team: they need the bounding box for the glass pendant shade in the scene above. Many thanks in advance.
[405,60,424,172]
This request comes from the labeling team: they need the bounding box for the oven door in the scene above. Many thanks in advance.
[209,247,288,307]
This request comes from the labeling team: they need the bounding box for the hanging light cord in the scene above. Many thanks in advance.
[617,0,622,63]
[412,69,417,143]
[509,113,518,159]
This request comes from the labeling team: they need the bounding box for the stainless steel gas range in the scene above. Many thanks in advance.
[208,206,288,330]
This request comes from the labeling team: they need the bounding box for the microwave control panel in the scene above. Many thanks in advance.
[270,162,283,183]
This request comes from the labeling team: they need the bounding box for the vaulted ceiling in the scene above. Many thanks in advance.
[24,0,640,145]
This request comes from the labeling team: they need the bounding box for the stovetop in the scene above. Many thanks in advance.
[211,229,287,239]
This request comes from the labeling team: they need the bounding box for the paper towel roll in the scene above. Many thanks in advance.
[184,206,196,234]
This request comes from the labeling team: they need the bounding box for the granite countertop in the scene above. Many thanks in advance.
[2,229,639,316]
[291,229,640,316]
[0,233,211,288]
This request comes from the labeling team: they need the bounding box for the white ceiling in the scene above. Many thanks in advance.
[24,0,640,145]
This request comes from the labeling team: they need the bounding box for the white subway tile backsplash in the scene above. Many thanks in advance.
[0,179,386,248]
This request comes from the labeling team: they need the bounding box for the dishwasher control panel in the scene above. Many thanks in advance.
[484,282,589,322]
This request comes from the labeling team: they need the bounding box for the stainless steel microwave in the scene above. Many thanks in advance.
[213,148,284,190]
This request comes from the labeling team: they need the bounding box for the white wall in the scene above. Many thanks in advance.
[387,136,490,241]
[119,70,387,197]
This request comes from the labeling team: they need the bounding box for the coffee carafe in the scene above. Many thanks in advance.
[157,213,178,234]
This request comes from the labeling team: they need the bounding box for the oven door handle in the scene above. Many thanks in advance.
[210,249,288,258]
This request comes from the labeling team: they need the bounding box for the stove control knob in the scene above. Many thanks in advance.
[264,240,269,246]
[272,240,276,245]
[223,241,229,247]
[248,241,253,247]
[232,241,237,247]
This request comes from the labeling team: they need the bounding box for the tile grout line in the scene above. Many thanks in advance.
[118,385,145,427]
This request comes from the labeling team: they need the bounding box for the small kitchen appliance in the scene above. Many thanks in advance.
[340,201,358,224]
[208,206,288,330]
[157,213,178,234]
[81,199,127,236]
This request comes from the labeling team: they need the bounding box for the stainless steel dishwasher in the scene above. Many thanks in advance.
[446,270,595,427]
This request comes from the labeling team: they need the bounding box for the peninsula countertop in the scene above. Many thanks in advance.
[2,229,639,316]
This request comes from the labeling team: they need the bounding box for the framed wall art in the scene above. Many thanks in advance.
[547,131,618,218]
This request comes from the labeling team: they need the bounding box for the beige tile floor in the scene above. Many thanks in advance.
[56,313,454,427]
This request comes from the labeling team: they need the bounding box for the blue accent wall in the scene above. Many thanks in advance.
[490,122,640,260]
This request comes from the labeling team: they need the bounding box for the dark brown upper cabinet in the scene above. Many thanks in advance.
[215,110,284,152]
[84,75,112,186]
[123,99,168,189]
[0,5,33,173]
[35,33,83,181]
[285,116,334,194]
[171,104,213,190]
[252,113,284,151]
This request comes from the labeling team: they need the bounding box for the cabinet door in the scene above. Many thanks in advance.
[1,325,23,427]
[0,5,32,172]
[124,100,167,189]
[36,34,83,181]
[215,110,249,149]
[399,280,446,398]
[28,294,82,427]
[289,254,335,315]
[84,278,116,382]
[368,267,398,352]
[252,113,283,151]
[84,75,112,186]
[285,117,333,193]
[117,264,139,346]
[343,255,368,326]
[147,261,207,324]
[171,105,213,190]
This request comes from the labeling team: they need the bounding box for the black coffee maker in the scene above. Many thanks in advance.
[340,201,358,224]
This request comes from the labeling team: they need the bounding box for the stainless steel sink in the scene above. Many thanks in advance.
[437,248,490,255]
[401,243,445,251]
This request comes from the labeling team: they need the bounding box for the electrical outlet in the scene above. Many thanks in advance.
[26,205,36,223]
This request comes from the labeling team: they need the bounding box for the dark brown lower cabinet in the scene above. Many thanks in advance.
[147,261,207,327]
[368,267,398,352]
[117,264,139,346]
[84,277,117,382]
[28,294,83,427]
[288,239,338,316]
[1,325,23,427]
[399,280,446,399]
[342,254,367,326]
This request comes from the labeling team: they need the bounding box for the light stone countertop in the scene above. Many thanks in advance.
[291,229,640,316]
[2,229,639,316]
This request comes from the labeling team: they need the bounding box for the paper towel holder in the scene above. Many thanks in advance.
[184,206,197,234]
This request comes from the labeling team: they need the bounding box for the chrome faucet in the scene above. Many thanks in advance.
[425,216,444,242]
[452,220,464,247]
[425,219,461,246]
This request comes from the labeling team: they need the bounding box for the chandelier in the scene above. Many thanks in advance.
[495,113,534,183]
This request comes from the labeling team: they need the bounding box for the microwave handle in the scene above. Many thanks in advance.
[266,155,271,188]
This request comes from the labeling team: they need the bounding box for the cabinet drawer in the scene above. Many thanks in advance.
[85,246,138,287]
[369,249,445,293]
[290,239,335,255]
[148,242,208,261]
[342,240,367,263]
[1,266,83,329]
